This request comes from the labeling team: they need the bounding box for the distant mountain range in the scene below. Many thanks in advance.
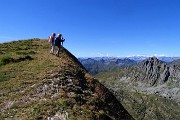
[79,56,180,62]
[125,56,180,62]
[78,58,136,75]
[78,56,180,75]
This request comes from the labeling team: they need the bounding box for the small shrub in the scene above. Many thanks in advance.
[15,55,33,62]
[0,55,13,66]
[0,55,33,66]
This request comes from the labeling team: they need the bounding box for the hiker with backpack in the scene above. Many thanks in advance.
[55,34,65,57]
[49,33,56,54]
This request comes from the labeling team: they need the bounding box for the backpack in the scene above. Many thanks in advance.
[48,36,51,42]
[48,36,55,43]
[55,37,60,46]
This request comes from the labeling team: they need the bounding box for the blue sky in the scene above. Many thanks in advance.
[0,0,180,57]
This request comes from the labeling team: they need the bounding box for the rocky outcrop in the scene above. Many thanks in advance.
[169,64,180,79]
[142,57,171,86]
[127,57,180,100]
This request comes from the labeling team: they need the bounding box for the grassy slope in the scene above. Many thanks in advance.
[0,39,58,96]
[96,71,180,120]
[0,39,133,120]
[0,39,63,119]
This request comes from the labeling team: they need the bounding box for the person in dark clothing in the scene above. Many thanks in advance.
[55,34,65,57]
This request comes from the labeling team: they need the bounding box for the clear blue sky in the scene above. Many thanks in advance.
[0,0,180,57]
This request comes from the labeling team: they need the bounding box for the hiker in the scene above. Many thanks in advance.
[49,33,56,54]
[55,34,65,57]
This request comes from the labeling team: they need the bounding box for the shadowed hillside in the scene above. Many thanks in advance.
[0,39,133,119]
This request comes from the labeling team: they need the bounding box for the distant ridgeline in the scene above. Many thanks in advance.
[78,56,180,75]
[78,58,137,75]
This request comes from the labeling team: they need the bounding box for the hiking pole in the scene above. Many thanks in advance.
[62,37,65,46]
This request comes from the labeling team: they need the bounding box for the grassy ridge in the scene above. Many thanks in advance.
[0,39,61,119]
[0,39,134,119]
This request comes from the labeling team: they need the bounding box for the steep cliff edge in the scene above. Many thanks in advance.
[0,39,133,119]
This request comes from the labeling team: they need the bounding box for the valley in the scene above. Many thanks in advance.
[80,56,180,119]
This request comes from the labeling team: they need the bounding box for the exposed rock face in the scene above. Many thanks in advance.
[169,64,180,79]
[161,66,170,84]
[142,57,171,86]
[125,57,180,100]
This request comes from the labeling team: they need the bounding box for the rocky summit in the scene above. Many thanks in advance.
[0,39,133,119]
[141,57,170,86]
[125,57,180,100]
[140,57,180,86]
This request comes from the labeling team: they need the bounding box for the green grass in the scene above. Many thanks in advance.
[0,39,62,118]
[0,73,11,82]
[16,50,36,55]
[0,55,13,66]
[58,98,68,109]
[1,39,111,119]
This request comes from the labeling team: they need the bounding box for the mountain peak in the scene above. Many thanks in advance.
[141,57,170,86]
[144,57,162,66]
